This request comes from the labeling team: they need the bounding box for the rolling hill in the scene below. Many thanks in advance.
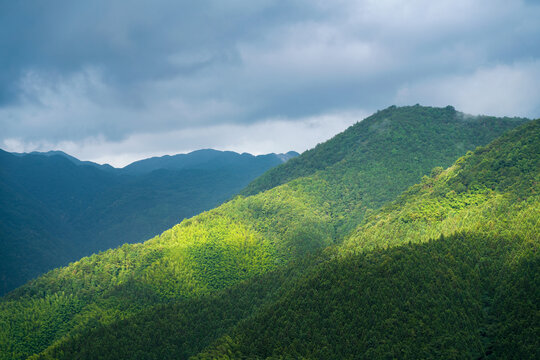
[0,105,532,360]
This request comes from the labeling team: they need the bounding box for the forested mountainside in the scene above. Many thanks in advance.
[0,149,294,295]
[196,119,539,359]
[29,119,538,360]
[241,105,527,198]
[0,105,532,360]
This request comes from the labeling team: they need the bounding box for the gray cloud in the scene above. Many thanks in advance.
[1,0,539,162]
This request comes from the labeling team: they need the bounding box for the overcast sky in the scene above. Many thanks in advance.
[1,0,539,167]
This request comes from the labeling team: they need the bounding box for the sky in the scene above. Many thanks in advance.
[1,0,540,167]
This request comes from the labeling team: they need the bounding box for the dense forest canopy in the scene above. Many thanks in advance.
[196,118,539,359]
[0,106,536,360]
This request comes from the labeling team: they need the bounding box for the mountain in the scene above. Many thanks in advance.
[0,149,295,295]
[51,118,538,360]
[121,149,299,175]
[195,119,539,359]
[0,105,532,360]
[242,105,526,198]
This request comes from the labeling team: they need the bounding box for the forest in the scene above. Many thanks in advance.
[0,105,537,359]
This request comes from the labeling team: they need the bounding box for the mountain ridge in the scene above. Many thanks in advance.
[241,105,527,197]
[9,148,300,174]
[120,149,299,175]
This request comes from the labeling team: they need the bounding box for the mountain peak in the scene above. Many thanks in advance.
[241,105,529,197]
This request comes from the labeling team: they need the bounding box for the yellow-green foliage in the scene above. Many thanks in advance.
[343,181,539,254]
[342,119,540,254]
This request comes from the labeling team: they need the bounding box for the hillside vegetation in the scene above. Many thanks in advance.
[195,119,539,359]
[0,105,531,360]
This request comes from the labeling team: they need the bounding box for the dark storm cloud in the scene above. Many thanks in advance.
[1,0,540,165]
[0,1,300,101]
[1,0,325,139]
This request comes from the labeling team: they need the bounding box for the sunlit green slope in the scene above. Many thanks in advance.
[243,105,528,234]
[195,119,539,359]
[0,105,528,360]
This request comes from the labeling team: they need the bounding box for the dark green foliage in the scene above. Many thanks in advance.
[342,119,540,252]
[196,232,538,360]
[0,186,326,359]
[30,256,317,360]
[0,149,292,294]
[490,250,539,359]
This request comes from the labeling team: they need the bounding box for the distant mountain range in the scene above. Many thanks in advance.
[121,149,298,174]
[0,149,298,295]
[11,149,299,174]
[1,105,536,360]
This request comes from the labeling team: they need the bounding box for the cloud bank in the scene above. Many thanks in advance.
[1,0,539,166]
